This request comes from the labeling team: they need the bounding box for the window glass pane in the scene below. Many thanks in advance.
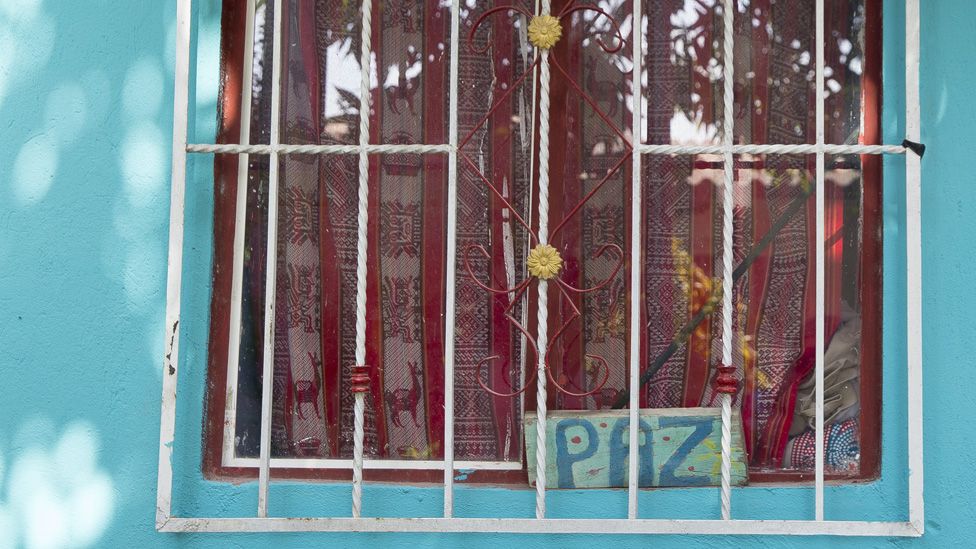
[238,0,536,462]
[732,0,869,145]
[778,153,871,476]
[454,2,534,462]
[638,153,873,476]
[633,0,875,478]
[641,0,869,146]
[643,0,723,146]
[545,0,634,412]
[228,0,877,478]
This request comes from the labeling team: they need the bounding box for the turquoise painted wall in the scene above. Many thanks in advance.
[0,1,971,547]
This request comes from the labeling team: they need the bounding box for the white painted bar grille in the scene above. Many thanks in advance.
[255,0,284,518]
[626,0,643,522]
[158,0,925,536]
[533,0,555,520]
[220,0,256,471]
[718,0,736,522]
[442,0,462,520]
[814,0,827,523]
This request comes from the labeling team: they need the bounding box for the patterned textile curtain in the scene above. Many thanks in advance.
[234,0,869,471]
[639,0,865,469]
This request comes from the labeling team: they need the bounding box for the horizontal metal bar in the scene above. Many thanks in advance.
[638,144,906,155]
[226,457,522,471]
[187,143,453,155]
[160,517,921,537]
[189,143,905,157]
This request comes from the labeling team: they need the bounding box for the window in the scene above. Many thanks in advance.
[159,0,924,536]
[205,0,880,483]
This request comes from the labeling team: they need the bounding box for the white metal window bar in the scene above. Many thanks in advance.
[158,0,924,536]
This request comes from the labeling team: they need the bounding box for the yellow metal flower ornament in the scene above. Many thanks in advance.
[527,14,562,49]
[527,244,563,280]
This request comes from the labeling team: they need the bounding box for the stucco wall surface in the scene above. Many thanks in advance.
[0,1,973,547]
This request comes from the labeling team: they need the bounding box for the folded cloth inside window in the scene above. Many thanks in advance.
[789,310,861,437]
[783,418,860,472]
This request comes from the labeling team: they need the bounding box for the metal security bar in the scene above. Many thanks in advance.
[255,0,284,518]
[157,0,925,536]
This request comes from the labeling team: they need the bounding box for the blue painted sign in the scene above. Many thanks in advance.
[525,408,748,488]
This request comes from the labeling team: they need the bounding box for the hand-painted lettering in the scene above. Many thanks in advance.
[658,416,713,486]
[554,419,599,488]
[608,418,654,487]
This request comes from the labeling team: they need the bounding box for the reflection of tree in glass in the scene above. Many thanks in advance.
[661,0,866,143]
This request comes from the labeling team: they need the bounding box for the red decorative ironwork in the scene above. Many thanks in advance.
[460,2,631,400]
[350,365,371,394]
[715,365,738,395]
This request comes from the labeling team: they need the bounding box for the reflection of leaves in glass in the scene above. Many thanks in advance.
[669,0,715,67]
[335,88,360,115]
[671,238,720,306]
[398,441,441,459]
[670,238,722,351]
[764,167,812,192]
[665,0,865,133]
[736,303,754,362]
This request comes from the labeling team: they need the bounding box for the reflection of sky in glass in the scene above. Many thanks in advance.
[655,0,866,145]
[251,3,266,97]
[325,37,361,120]
[246,0,865,147]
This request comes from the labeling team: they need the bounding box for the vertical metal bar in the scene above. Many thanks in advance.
[257,0,284,519]
[626,0,643,520]
[223,0,258,466]
[352,0,375,519]
[718,0,736,522]
[443,0,461,518]
[522,0,542,422]
[814,0,826,523]
[533,0,554,520]
[905,0,924,534]
[156,0,193,529]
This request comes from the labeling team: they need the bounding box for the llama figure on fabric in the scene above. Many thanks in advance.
[293,353,323,420]
[386,362,423,428]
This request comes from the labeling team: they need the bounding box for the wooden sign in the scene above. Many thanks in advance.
[524,407,747,489]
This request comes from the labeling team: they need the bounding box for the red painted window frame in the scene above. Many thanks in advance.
[203,0,882,485]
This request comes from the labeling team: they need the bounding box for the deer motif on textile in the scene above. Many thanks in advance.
[386,362,423,428]
[293,352,323,420]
